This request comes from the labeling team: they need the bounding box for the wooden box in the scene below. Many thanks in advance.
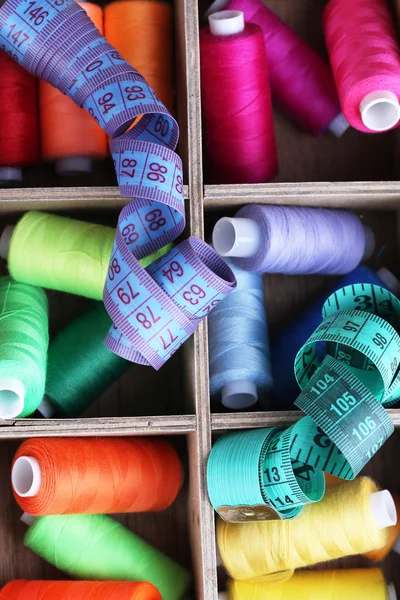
[1,0,400,598]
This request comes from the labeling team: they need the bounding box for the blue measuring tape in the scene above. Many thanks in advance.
[0,0,236,368]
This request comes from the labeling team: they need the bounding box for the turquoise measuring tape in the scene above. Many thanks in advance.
[207,283,398,522]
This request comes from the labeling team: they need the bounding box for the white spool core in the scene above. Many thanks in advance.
[12,456,42,497]
[222,380,258,409]
[360,91,400,132]
[0,167,22,183]
[0,378,25,419]
[56,156,93,176]
[218,594,229,600]
[37,396,56,419]
[363,225,375,261]
[0,225,14,260]
[377,267,400,297]
[328,112,350,137]
[208,10,244,36]
[212,217,261,258]
[20,512,36,526]
[370,490,397,529]
[388,583,397,600]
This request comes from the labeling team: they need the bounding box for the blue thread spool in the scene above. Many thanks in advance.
[208,260,272,409]
[270,266,400,408]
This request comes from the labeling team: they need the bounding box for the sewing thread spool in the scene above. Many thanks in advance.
[0,51,39,184]
[0,211,171,301]
[208,259,272,409]
[213,205,375,275]
[12,437,182,515]
[324,0,400,132]
[217,477,394,580]
[364,492,400,561]
[270,265,399,407]
[41,301,129,418]
[226,569,392,600]
[200,10,278,184]
[0,581,161,600]
[24,514,191,600]
[40,2,107,175]
[208,0,348,136]
[104,0,174,113]
[0,277,48,419]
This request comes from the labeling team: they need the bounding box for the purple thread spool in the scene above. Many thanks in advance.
[212,205,375,275]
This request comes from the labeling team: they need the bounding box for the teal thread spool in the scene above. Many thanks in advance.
[40,302,129,417]
[24,514,191,600]
[0,277,48,418]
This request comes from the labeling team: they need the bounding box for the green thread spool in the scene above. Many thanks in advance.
[0,277,48,418]
[24,514,191,600]
[0,211,114,300]
[40,243,173,418]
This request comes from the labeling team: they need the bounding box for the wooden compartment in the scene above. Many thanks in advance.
[0,0,400,598]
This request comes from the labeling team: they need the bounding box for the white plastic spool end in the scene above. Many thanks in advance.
[218,594,229,600]
[208,10,244,36]
[370,490,397,529]
[20,512,36,526]
[0,378,25,418]
[212,217,261,258]
[360,91,400,132]
[12,456,42,498]
[388,583,397,600]
[377,267,400,297]
[363,225,375,261]
[328,112,350,137]
[37,396,56,419]
[0,167,22,184]
[222,380,258,410]
[0,225,14,260]
[56,156,93,176]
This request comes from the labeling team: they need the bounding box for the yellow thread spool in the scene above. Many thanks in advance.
[0,211,171,301]
[226,568,389,600]
[217,477,391,581]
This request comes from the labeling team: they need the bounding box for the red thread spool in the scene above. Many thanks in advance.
[218,0,347,136]
[200,10,278,184]
[0,51,39,184]
[324,0,400,132]
[0,581,161,599]
[39,2,108,175]
[12,437,182,516]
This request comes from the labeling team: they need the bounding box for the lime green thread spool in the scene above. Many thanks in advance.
[0,211,114,300]
[0,277,48,418]
[24,514,191,600]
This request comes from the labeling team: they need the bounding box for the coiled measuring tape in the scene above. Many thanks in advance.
[208,283,397,522]
[0,0,236,369]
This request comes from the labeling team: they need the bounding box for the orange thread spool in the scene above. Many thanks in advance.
[104,1,174,113]
[12,437,182,516]
[364,492,400,561]
[39,2,108,175]
[0,581,161,599]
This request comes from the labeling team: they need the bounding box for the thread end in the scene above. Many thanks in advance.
[370,490,397,529]
[360,91,400,132]
[222,380,258,409]
[12,456,42,498]
[213,217,261,258]
[56,156,93,176]
[328,112,350,137]
[208,10,244,36]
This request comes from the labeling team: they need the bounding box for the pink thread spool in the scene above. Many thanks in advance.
[324,0,400,133]
[207,0,348,137]
[200,10,278,184]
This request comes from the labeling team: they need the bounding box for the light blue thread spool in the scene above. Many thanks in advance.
[208,260,272,409]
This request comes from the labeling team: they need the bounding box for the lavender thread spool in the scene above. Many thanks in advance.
[212,205,375,275]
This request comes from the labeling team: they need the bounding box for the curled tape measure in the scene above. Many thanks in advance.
[207,284,397,522]
[0,0,236,368]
